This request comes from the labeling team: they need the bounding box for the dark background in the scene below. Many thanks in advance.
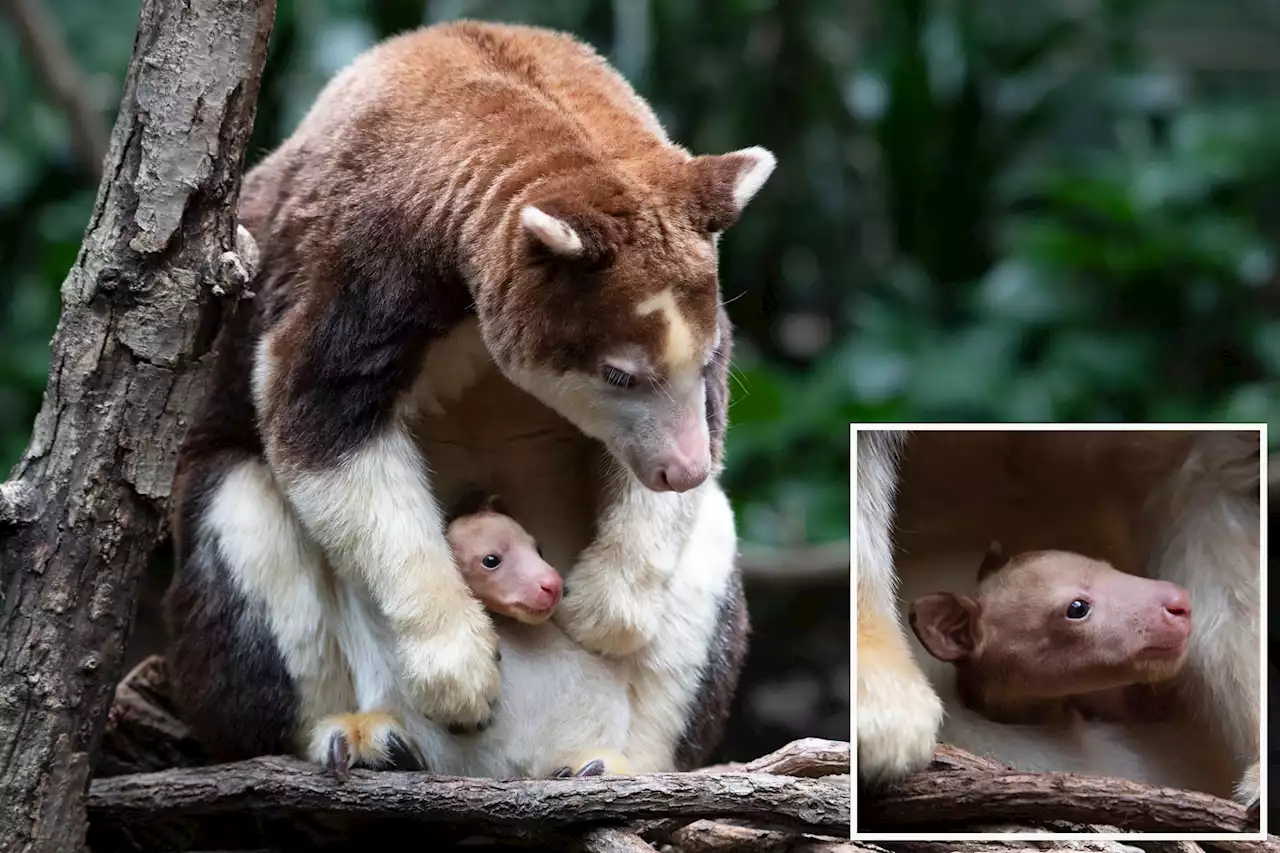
[2,0,1278,763]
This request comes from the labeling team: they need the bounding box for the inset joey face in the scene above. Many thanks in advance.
[910,547,1194,700]
[481,147,774,494]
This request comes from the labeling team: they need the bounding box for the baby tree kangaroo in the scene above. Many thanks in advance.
[446,493,564,627]
[321,492,630,779]
[441,493,626,779]
[910,542,1194,727]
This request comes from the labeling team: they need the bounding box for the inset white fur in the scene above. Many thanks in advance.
[854,430,944,785]
[1140,431,1262,802]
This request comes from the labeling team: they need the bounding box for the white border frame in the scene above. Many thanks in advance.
[849,422,1270,843]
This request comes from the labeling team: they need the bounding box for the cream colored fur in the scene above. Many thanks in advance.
[218,320,736,776]
[1138,431,1262,801]
[854,430,944,785]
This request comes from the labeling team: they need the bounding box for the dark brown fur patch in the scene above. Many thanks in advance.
[706,307,734,470]
[164,460,299,761]
[673,566,751,770]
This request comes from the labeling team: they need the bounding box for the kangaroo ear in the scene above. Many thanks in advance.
[909,593,980,663]
[519,202,619,265]
[479,494,505,515]
[521,205,585,257]
[978,540,1008,582]
[686,146,776,233]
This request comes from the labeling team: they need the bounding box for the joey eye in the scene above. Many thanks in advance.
[601,365,636,389]
[1066,599,1091,619]
[481,555,501,570]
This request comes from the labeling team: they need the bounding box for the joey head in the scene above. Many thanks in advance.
[909,541,1193,725]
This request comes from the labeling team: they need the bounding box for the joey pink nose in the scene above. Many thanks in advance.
[1161,585,1192,621]
[539,573,563,608]
[1154,584,1192,644]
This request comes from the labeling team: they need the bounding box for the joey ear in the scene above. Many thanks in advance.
[686,146,776,232]
[479,494,505,515]
[908,593,979,663]
[978,540,1007,582]
[521,205,585,257]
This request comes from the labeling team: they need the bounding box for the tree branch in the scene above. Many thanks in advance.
[86,756,849,838]
[92,660,849,845]
[861,761,1254,834]
[1,0,109,175]
[0,1,276,851]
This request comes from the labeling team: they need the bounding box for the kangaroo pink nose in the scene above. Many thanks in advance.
[652,458,709,492]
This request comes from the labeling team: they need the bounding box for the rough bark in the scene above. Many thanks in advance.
[861,768,1253,834]
[92,659,852,851]
[86,756,848,834]
[673,821,860,853]
[0,1,275,851]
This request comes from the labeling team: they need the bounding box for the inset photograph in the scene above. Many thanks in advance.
[854,425,1266,840]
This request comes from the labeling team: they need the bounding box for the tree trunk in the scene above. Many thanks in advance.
[0,1,276,850]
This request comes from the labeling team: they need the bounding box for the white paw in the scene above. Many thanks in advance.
[1235,760,1260,808]
[857,657,944,787]
[553,562,661,657]
[398,608,501,730]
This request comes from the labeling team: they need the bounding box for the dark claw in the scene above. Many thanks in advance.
[549,766,573,778]
[494,648,502,662]
[327,732,352,780]
[446,722,470,736]
[575,758,606,777]
[385,732,422,771]
[561,585,570,598]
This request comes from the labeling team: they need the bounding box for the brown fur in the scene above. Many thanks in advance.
[239,20,765,474]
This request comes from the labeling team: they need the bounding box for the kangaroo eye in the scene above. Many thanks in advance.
[482,555,501,570]
[601,365,636,389]
[1066,599,1091,619]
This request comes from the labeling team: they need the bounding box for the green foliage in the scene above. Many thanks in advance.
[0,0,1276,549]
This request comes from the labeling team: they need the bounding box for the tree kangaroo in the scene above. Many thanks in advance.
[164,20,771,777]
